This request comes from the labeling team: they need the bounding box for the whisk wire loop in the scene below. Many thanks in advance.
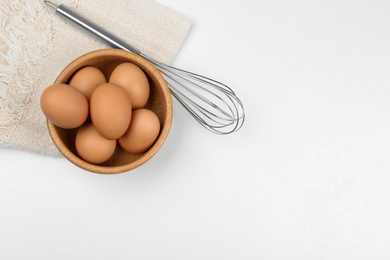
[141,54,245,135]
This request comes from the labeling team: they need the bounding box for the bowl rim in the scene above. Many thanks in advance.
[47,49,173,174]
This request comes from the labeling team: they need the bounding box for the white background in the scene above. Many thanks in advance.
[1,0,390,259]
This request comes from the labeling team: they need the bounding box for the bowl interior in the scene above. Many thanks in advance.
[48,49,172,174]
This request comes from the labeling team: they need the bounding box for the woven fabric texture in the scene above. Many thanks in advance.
[0,0,191,155]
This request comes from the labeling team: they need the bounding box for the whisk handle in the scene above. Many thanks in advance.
[52,3,140,54]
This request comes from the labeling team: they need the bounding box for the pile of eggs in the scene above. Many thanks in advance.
[40,63,161,164]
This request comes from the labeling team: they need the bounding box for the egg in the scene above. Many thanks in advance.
[90,83,132,140]
[40,83,89,129]
[118,108,160,153]
[109,62,150,109]
[75,122,117,164]
[69,66,107,100]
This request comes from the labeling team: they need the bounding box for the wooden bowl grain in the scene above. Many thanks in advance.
[47,49,173,174]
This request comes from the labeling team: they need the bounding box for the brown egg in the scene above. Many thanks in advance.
[90,83,132,140]
[118,108,160,153]
[75,122,117,164]
[40,83,89,129]
[109,62,150,109]
[69,66,107,100]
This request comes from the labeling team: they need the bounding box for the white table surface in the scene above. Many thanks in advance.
[1,0,390,259]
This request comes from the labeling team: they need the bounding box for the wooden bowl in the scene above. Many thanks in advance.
[47,49,173,174]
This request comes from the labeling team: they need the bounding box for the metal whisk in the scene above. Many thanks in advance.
[44,1,245,134]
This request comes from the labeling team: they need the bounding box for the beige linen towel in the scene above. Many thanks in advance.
[0,0,191,155]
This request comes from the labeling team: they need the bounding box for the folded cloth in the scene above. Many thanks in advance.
[0,0,191,155]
